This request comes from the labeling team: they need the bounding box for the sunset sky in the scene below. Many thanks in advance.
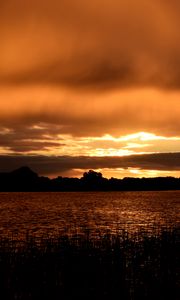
[0,0,180,178]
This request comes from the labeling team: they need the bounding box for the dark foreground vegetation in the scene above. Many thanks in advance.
[0,166,180,191]
[0,227,179,300]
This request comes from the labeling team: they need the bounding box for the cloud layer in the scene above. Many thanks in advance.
[0,88,180,138]
[0,0,180,89]
[0,1,180,177]
[0,153,180,177]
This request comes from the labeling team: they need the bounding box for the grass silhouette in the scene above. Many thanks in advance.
[0,227,179,299]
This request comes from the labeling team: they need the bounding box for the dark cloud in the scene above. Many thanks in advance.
[0,0,180,89]
[0,153,179,176]
[0,125,65,152]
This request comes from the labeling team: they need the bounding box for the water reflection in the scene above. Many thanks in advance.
[0,191,179,238]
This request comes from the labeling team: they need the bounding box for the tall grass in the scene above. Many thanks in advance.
[0,227,179,300]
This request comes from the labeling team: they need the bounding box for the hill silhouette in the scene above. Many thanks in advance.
[0,167,180,192]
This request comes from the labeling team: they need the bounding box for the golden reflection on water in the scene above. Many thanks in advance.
[0,191,179,239]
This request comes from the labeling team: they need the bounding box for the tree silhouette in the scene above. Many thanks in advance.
[82,170,103,180]
[0,167,179,191]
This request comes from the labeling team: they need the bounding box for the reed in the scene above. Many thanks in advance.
[0,227,179,300]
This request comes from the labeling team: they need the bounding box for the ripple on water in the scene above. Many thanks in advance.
[0,191,179,239]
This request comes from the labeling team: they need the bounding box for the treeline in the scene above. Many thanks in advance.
[0,167,180,192]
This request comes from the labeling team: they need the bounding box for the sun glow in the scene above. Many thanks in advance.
[88,148,135,157]
[0,131,180,158]
[99,132,180,142]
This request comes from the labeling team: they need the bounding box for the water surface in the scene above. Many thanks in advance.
[0,191,179,238]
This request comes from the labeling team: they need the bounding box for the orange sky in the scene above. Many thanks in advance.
[0,0,180,178]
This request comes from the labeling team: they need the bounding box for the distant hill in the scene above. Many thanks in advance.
[0,167,180,192]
